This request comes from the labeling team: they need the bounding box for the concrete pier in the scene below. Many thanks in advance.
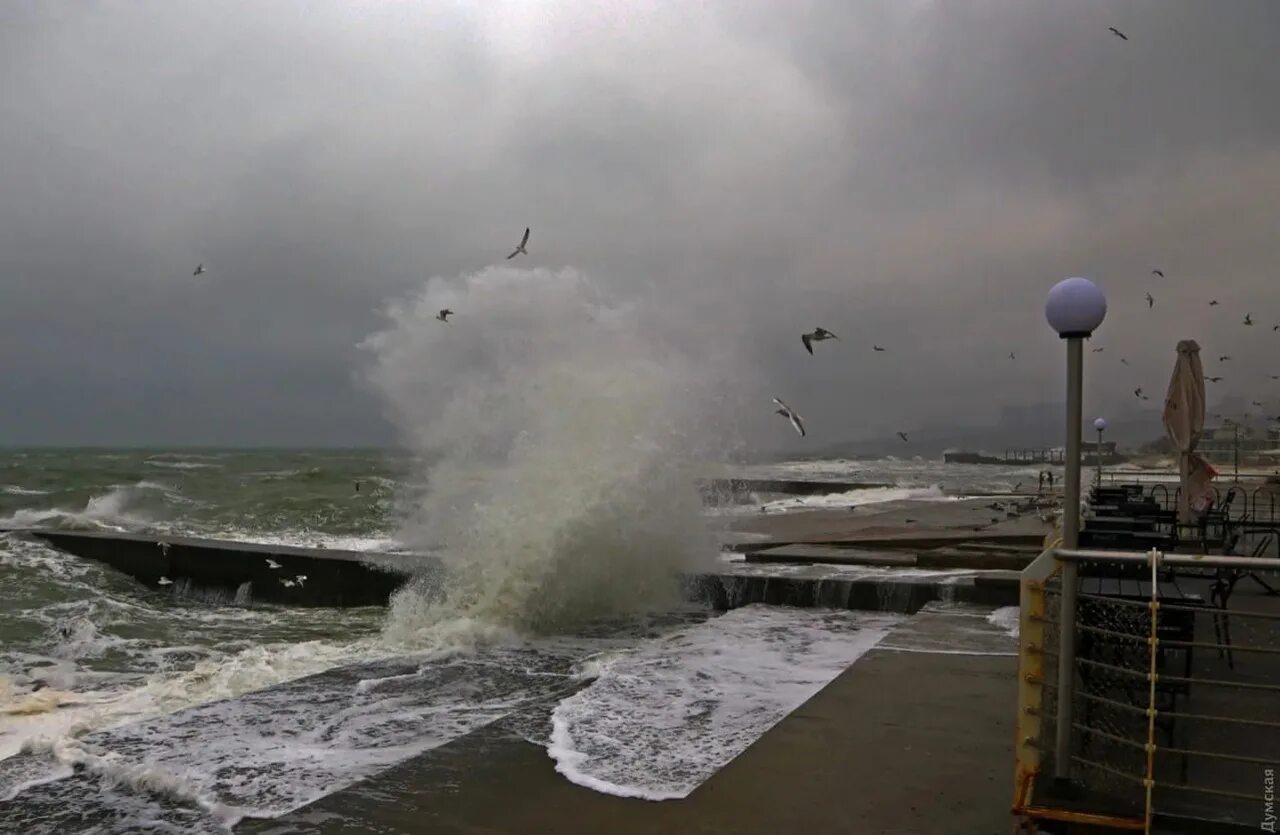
[23,530,429,607]
[16,529,1020,612]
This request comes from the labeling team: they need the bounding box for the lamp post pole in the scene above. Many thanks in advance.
[1094,418,1108,490]
[1224,419,1241,483]
[1045,277,1107,783]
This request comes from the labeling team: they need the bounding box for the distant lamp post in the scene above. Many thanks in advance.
[1045,276,1107,784]
[1093,417,1108,489]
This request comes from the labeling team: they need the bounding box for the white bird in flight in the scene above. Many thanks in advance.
[436,309,453,322]
[294,575,308,587]
[158,576,173,586]
[280,578,297,588]
[506,227,530,260]
[772,397,806,437]
[265,559,281,570]
[193,264,207,276]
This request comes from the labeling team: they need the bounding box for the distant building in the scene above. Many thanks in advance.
[1081,440,1124,463]
[1199,425,1280,463]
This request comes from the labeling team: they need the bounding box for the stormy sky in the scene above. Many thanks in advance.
[2,1,1278,449]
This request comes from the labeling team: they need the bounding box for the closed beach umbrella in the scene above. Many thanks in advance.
[1163,340,1215,523]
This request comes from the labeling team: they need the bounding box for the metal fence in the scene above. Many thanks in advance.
[1102,475,1280,527]
[1014,548,1280,833]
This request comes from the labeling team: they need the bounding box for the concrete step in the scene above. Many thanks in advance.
[744,545,916,567]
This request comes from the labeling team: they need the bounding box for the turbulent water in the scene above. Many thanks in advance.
[0,268,1040,832]
[0,445,1010,831]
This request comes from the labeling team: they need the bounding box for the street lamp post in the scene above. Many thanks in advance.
[1045,277,1107,783]
[1093,417,1108,490]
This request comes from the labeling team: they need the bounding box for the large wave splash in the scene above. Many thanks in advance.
[363,267,723,637]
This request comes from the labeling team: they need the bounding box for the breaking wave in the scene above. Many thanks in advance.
[363,266,725,637]
[0,487,151,531]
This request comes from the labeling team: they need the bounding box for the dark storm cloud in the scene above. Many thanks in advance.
[1,1,1278,448]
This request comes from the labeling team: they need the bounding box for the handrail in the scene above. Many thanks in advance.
[1054,547,1280,570]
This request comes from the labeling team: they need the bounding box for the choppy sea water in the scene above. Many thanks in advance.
[0,446,1028,831]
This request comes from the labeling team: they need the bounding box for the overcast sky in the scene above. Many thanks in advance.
[2,1,1278,448]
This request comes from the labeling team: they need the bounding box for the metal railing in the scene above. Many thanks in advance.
[1100,473,1280,524]
[1014,547,1280,833]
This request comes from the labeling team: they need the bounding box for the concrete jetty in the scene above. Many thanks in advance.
[22,530,428,607]
[15,529,1020,613]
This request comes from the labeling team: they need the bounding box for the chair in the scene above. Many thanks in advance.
[1210,531,1278,670]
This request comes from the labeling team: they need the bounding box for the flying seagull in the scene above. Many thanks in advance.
[158,576,173,586]
[193,264,206,276]
[1092,347,1105,353]
[1145,292,1154,308]
[772,397,806,437]
[1220,355,1232,362]
[506,227,530,260]
[872,345,886,352]
[1133,387,1144,399]
[801,327,838,355]
[280,578,297,588]
[1009,352,1016,361]
[897,431,909,442]
[1207,376,1224,383]
[1209,300,1220,306]
[1244,314,1254,326]
[1152,269,1164,278]
[265,559,282,570]
[1274,325,1280,332]
[1270,375,1280,380]
[1254,401,1265,408]
[1121,357,1130,366]
[436,309,453,322]
[294,575,308,587]
[1109,27,1128,40]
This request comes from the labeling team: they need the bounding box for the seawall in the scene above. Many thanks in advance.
[12,529,1018,613]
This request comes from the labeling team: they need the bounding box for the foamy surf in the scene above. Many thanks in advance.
[2,486,50,497]
[0,485,155,532]
[364,265,725,635]
[546,605,900,800]
[986,606,1021,638]
[707,483,963,516]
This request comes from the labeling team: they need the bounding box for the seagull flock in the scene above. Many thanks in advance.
[1121,264,1273,407]
[180,29,1276,449]
[779,28,1276,443]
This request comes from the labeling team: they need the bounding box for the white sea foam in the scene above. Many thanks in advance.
[722,483,962,516]
[214,531,403,553]
[144,460,218,471]
[1,486,50,497]
[547,606,899,800]
[364,266,725,636]
[0,486,150,531]
[986,605,1021,638]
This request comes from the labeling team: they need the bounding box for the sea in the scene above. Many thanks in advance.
[0,447,1044,832]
